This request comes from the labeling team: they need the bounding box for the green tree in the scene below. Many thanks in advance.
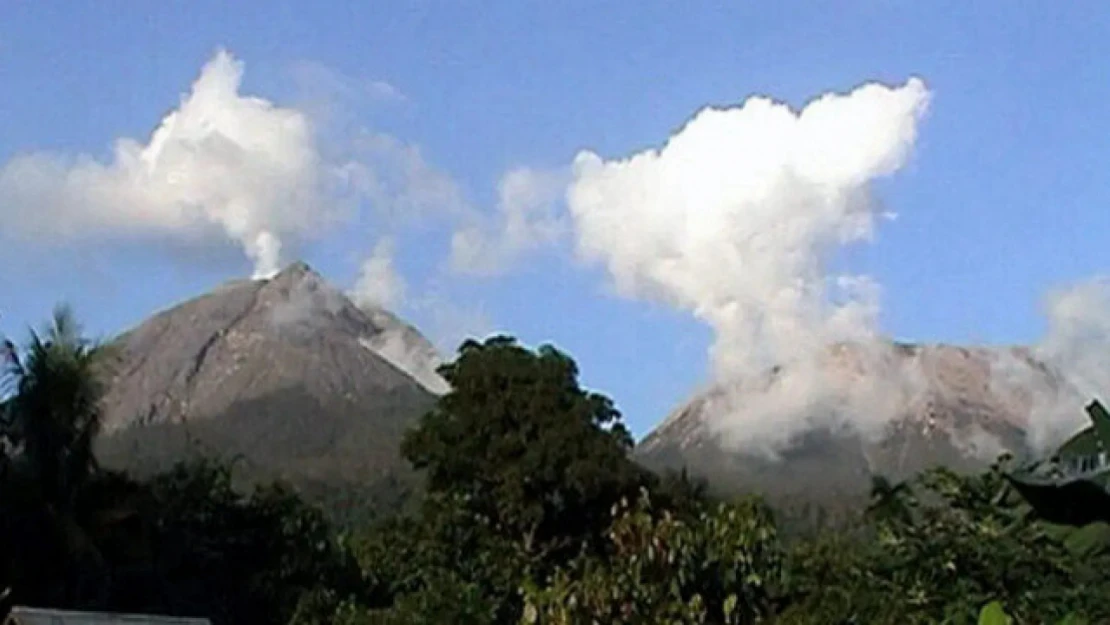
[348,336,673,623]
[0,305,139,608]
[521,489,783,624]
[2,305,108,511]
[353,491,524,623]
[780,464,1110,624]
[144,459,364,625]
[0,308,362,623]
[400,336,650,569]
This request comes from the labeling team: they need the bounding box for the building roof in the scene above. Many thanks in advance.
[4,607,210,625]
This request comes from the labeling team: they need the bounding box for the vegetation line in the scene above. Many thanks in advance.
[0,308,1105,624]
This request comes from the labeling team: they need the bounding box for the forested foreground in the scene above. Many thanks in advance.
[2,309,1109,624]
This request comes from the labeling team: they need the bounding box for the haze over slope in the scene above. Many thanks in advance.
[636,341,1086,503]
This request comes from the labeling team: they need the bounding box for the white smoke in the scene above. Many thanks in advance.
[359,328,450,395]
[681,343,932,454]
[261,258,449,394]
[996,277,1110,452]
[343,241,453,395]
[267,266,348,328]
[351,238,406,310]
[0,49,343,278]
[1038,278,1110,397]
[566,78,931,451]
[451,166,568,275]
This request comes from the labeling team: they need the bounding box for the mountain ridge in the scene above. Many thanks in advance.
[94,261,443,521]
[635,340,1084,507]
[99,261,445,432]
[92,263,1088,522]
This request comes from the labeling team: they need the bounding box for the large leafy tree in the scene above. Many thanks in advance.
[350,492,524,624]
[356,336,663,623]
[145,459,364,625]
[521,490,784,625]
[400,336,648,567]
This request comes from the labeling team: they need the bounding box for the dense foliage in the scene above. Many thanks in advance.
[521,491,783,624]
[2,311,1108,624]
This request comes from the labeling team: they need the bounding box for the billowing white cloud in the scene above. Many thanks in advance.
[569,78,929,376]
[450,166,568,275]
[566,78,931,450]
[0,50,340,278]
[0,48,473,284]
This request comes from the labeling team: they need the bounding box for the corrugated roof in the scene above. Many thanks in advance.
[4,607,210,625]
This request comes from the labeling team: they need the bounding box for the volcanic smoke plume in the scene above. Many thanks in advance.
[567,78,932,451]
[0,50,342,278]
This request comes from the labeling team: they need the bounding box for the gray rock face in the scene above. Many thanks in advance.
[95,262,441,514]
[356,306,450,396]
[100,261,438,431]
[635,342,1080,508]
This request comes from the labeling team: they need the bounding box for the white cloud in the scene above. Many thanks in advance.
[450,166,568,275]
[0,49,470,283]
[287,59,465,227]
[566,78,931,449]
[0,49,342,279]
[569,78,929,376]
[337,131,470,224]
[1037,277,1110,395]
[289,59,407,109]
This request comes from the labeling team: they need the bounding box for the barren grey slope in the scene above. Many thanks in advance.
[96,262,438,503]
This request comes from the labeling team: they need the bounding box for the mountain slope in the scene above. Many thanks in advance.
[636,342,1081,513]
[95,262,442,519]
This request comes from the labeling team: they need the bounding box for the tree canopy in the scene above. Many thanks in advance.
[2,310,1109,624]
[401,336,648,564]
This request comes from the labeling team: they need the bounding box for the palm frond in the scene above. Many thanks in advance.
[4,305,107,506]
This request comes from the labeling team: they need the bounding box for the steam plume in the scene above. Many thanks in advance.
[351,238,406,310]
[1004,277,1110,451]
[0,50,336,278]
[566,78,930,451]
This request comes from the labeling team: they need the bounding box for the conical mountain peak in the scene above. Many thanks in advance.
[100,258,452,435]
[266,260,322,284]
[96,261,443,511]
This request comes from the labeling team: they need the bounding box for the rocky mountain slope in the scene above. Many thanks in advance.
[94,262,1089,524]
[635,341,1082,512]
[95,262,443,518]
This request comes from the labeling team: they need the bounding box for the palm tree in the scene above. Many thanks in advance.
[3,305,107,509]
[0,305,137,609]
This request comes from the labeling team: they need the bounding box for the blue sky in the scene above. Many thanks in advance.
[1,2,1108,437]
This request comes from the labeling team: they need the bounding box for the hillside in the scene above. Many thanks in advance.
[91,264,1090,524]
[636,341,1082,515]
[94,262,442,520]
